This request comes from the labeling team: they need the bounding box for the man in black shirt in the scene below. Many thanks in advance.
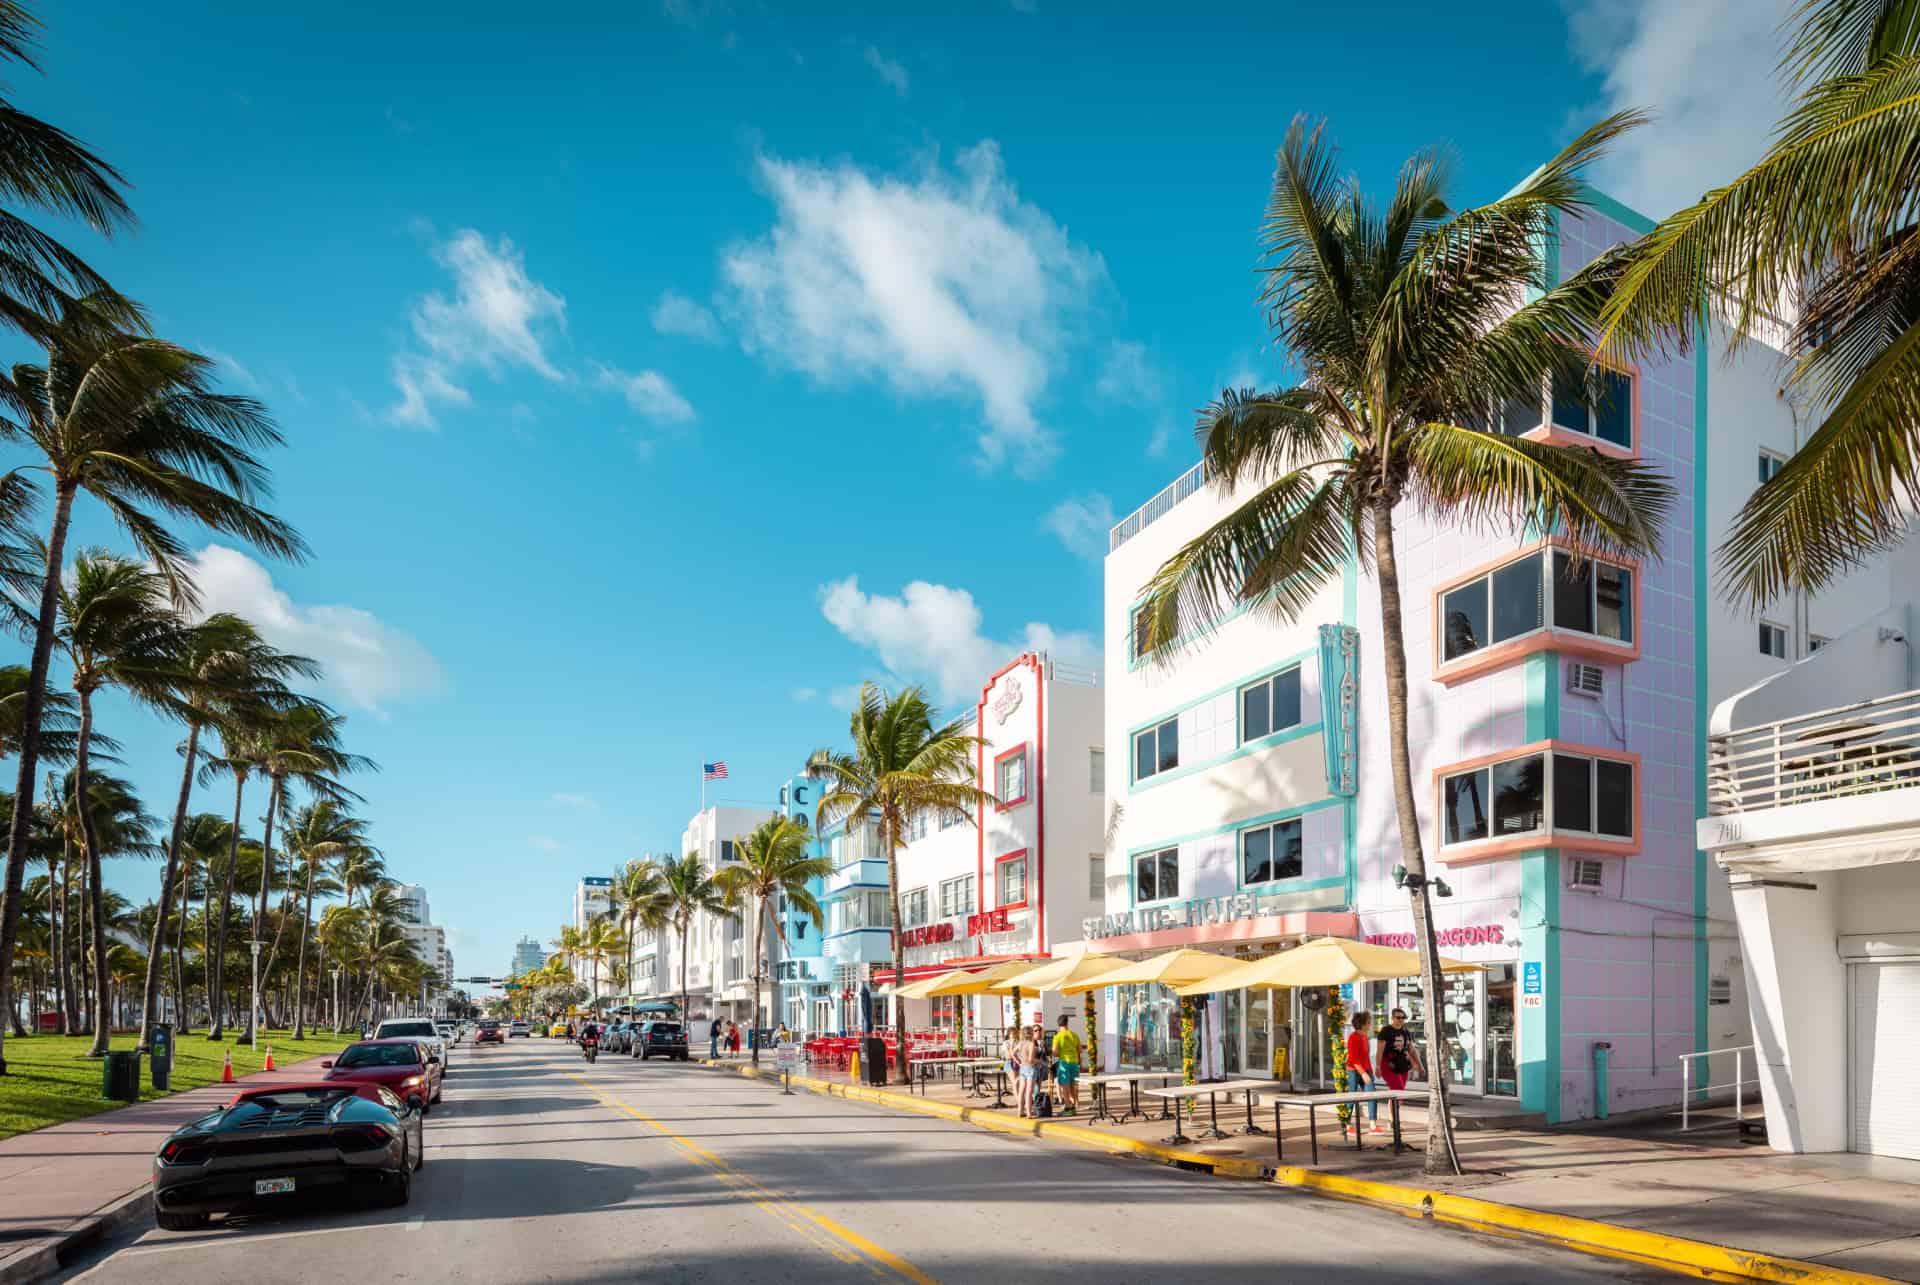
[1376,1008,1425,1091]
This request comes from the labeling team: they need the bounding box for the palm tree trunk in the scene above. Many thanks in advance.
[207,773,247,1039]
[245,776,282,1041]
[292,854,315,1040]
[679,918,690,1036]
[885,816,907,1084]
[1373,501,1461,1177]
[60,834,77,1033]
[138,722,201,1050]
[750,894,765,1068]
[0,480,77,1075]
[74,687,112,1057]
[259,781,290,1006]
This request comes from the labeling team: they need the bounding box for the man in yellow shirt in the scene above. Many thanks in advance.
[1050,1014,1082,1115]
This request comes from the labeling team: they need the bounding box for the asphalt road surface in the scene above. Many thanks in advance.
[60,1038,1680,1284]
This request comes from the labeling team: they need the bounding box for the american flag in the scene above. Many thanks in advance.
[703,761,729,781]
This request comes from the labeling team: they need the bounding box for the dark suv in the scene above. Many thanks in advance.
[635,1020,688,1061]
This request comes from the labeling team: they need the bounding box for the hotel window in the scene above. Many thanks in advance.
[909,812,929,841]
[996,746,1029,807]
[1241,818,1304,886]
[1241,665,1303,743]
[1483,366,1632,449]
[1759,622,1789,659]
[1133,846,1179,903]
[996,852,1028,908]
[939,874,974,918]
[719,839,736,863]
[900,887,928,929]
[1758,451,1785,484]
[1089,855,1105,899]
[1441,751,1633,847]
[1133,717,1179,781]
[939,807,966,830]
[1441,549,1632,662]
[1090,749,1105,793]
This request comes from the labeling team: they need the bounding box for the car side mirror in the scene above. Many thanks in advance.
[321,1060,333,1069]
[426,1054,440,1064]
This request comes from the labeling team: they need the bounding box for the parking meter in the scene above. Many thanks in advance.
[150,1023,174,1091]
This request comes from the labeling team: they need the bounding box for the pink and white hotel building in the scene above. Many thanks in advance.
[1084,189,1813,1124]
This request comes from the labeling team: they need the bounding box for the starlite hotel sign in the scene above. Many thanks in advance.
[1083,892,1294,942]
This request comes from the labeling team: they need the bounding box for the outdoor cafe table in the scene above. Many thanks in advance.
[1143,1080,1271,1145]
[1081,1071,1177,1124]
[1254,1088,1426,1166]
[919,1057,1003,1098]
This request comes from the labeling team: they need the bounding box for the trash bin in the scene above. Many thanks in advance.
[862,1036,886,1086]
[101,1050,140,1102]
[149,1023,174,1091]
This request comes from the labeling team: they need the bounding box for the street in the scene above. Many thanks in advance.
[59,1039,1682,1284]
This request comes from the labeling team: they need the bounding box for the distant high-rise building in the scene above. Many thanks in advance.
[512,936,545,977]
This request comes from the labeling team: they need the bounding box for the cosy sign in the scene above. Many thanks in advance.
[898,923,956,949]
[1364,925,1505,949]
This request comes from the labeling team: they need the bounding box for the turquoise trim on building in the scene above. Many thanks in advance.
[1125,646,1317,743]
[1130,720,1324,793]
[1517,642,1563,1119]
[1341,543,1358,904]
[1693,306,1711,1075]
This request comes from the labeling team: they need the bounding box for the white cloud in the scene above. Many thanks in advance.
[387,229,568,427]
[1096,340,1165,406]
[1146,421,1174,458]
[1563,0,1793,219]
[819,575,1100,703]
[650,290,722,343]
[827,684,863,711]
[721,141,1106,472]
[529,836,562,853]
[864,45,909,96]
[791,686,819,702]
[184,545,444,714]
[594,364,696,424]
[551,792,598,810]
[1043,493,1115,560]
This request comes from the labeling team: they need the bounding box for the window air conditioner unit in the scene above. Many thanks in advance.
[1566,663,1605,698]
[1567,858,1604,891]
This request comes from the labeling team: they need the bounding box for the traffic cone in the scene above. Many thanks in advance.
[220,1050,235,1083]
[263,1045,276,1071]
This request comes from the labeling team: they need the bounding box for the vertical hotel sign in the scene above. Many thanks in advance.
[1317,623,1359,797]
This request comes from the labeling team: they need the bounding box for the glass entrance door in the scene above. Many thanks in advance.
[1395,972,1484,1094]
[1244,988,1273,1076]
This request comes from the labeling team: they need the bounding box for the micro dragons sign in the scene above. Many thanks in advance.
[1364,925,1505,949]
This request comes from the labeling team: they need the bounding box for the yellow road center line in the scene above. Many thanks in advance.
[566,1071,941,1285]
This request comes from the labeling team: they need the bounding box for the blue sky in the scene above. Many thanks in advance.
[20,0,1790,983]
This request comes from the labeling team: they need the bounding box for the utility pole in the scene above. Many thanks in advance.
[248,941,262,1051]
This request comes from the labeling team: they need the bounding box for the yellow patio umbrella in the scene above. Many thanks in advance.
[901,958,1040,999]
[984,952,1128,994]
[1171,936,1482,996]
[1057,948,1242,995]
[894,968,975,1001]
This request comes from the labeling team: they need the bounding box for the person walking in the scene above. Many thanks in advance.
[1051,1014,1082,1116]
[1345,1011,1382,1137]
[727,1020,742,1057]
[1012,1024,1041,1118]
[708,1017,723,1060]
[1377,1007,1425,1093]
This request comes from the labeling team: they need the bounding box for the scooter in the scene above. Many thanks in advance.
[582,1036,599,1064]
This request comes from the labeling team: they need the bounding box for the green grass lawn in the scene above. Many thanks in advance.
[0,1027,360,1141]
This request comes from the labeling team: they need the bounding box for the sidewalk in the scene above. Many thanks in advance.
[712,1055,1920,1284]
[0,1051,336,1284]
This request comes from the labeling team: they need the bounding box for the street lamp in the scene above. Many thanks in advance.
[248,940,263,1052]
[330,967,342,1031]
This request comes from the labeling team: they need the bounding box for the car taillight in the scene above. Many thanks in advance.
[159,1139,211,1166]
[333,1125,394,1152]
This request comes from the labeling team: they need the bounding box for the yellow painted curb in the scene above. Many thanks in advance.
[710,1060,1899,1284]
[1270,1168,1907,1285]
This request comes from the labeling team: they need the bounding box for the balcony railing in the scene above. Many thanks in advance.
[1707,688,1920,816]
[1108,459,1211,553]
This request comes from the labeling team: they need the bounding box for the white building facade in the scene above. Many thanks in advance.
[661,803,777,1025]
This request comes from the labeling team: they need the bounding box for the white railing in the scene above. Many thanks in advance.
[1108,459,1212,553]
[1707,688,1920,816]
[1678,1044,1761,1132]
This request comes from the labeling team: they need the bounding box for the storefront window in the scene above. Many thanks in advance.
[1115,983,1180,1072]
[1484,964,1517,1096]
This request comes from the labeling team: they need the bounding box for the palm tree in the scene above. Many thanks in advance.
[0,302,306,1075]
[283,801,369,1040]
[659,853,730,1031]
[715,817,829,1065]
[1597,0,1920,607]
[810,683,995,1083]
[579,918,623,1012]
[1131,118,1673,1173]
[548,924,584,988]
[56,552,191,1054]
[612,857,669,1009]
[135,617,316,1050]
[55,770,155,1046]
[200,716,264,1039]
[168,812,230,1032]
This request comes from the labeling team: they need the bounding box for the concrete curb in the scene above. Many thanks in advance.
[0,1184,149,1285]
[704,1059,1903,1285]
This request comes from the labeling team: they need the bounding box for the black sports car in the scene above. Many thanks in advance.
[151,1083,421,1230]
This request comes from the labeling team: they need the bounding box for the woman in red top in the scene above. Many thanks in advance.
[1345,1011,1382,1136]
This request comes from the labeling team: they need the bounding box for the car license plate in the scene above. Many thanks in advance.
[254,1177,295,1195]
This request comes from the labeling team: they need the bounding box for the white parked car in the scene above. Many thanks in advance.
[375,1018,450,1071]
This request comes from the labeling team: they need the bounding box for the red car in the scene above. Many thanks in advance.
[474,1021,504,1045]
[320,1038,443,1108]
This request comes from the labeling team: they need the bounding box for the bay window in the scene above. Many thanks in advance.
[1441,548,1633,663]
[1440,748,1635,849]
[1484,366,1633,449]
